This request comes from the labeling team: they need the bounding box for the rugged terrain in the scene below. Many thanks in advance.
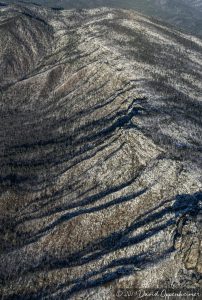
[3,0,202,37]
[0,3,202,299]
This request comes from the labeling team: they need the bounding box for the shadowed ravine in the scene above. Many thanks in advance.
[0,3,202,299]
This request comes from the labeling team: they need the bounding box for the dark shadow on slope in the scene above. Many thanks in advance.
[1,191,201,293]
[13,187,148,251]
[2,96,144,193]
[18,248,173,300]
[27,192,202,273]
[16,169,134,225]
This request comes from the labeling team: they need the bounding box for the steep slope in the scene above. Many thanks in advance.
[0,4,202,299]
[3,0,202,36]
[0,4,53,88]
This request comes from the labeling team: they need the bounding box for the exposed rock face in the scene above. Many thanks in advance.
[0,4,201,299]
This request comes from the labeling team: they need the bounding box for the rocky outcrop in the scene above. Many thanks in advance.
[0,4,201,299]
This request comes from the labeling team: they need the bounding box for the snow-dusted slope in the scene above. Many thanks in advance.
[0,4,201,299]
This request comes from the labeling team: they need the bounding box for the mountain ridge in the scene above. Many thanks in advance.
[3,0,202,37]
[0,3,202,299]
